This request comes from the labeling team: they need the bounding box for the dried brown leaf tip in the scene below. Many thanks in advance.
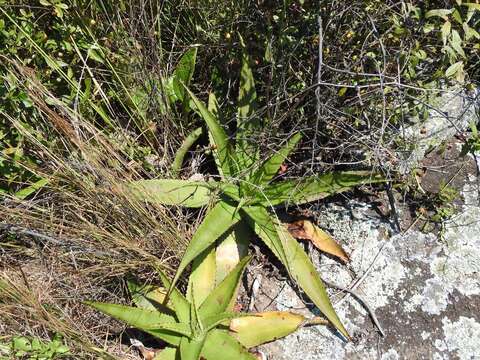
[287,220,350,263]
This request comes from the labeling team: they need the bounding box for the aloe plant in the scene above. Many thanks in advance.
[127,47,385,339]
[87,256,323,359]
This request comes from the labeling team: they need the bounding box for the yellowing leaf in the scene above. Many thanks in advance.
[338,87,348,97]
[425,8,453,19]
[230,311,307,348]
[288,220,349,263]
[445,61,463,78]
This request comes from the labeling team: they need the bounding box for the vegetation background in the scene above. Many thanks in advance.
[0,0,479,358]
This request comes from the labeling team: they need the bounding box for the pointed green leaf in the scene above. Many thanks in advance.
[153,347,178,360]
[173,47,198,102]
[251,132,302,185]
[425,8,453,18]
[172,127,203,175]
[450,29,465,58]
[242,206,287,266]
[126,279,173,314]
[229,311,307,348]
[199,256,251,319]
[259,171,386,206]
[236,49,261,171]
[275,222,349,339]
[215,222,250,286]
[15,178,49,200]
[203,312,251,332]
[208,92,219,117]
[183,85,234,177]
[84,302,181,345]
[242,207,349,339]
[445,61,463,78]
[148,322,192,337]
[127,179,216,208]
[157,270,190,323]
[201,330,256,360]
[187,245,217,306]
[168,201,242,298]
[180,336,205,360]
[237,50,257,121]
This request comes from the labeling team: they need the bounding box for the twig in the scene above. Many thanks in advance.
[386,182,401,233]
[336,241,387,305]
[0,223,110,256]
[323,278,386,337]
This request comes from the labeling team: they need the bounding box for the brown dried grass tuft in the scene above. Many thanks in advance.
[0,63,194,358]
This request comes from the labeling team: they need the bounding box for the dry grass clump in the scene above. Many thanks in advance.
[0,63,194,357]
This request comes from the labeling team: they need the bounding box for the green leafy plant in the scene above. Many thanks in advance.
[0,334,70,360]
[129,47,198,120]
[461,121,480,156]
[126,48,386,339]
[87,256,326,359]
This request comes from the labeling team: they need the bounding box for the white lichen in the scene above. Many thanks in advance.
[438,317,480,359]
[261,179,480,359]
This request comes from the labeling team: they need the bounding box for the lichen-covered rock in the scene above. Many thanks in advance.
[259,176,480,359]
[398,88,478,174]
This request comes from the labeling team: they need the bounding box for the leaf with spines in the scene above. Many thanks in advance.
[179,337,205,360]
[242,207,349,339]
[187,244,217,306]
[157,269,190,323]
[236,47,260,172]
[126,279,173,314]
[230,311,308,348]
[258,171,386,206]
[167,201,242,299]
[183,84,234,177]
[201,330,256,360]
[127,179,217,208]
[199,256,251,319]
[251,132,302,186]
[84,302,182,346]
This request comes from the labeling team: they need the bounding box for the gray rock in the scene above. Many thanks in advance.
[260,177,480,359]
[398,88,479,174]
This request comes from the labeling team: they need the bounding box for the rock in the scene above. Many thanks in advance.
[259,176,480,359]
[398,88,479,174]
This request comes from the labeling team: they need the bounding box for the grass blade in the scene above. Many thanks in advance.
[14,178,49,200]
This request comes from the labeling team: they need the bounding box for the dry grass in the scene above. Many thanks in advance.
[0,62,195,358]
